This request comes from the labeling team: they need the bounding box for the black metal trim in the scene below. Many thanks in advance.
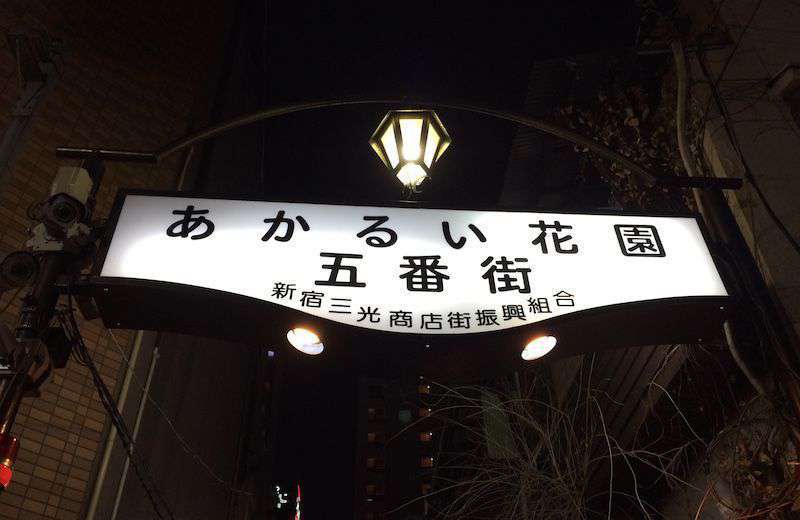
[105,188,706,219]
[91,188,716,277]
[658,176,743,190]
[55,147,158,163]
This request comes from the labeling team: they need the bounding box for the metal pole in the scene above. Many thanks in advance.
[0,34,59,189]
[0,350,35,435]
[87,141,193,516]
[672,40,800,438]
[84,330,145,520]
[701,187,800,443]
[53,148,157,164]
[56,98,663,187]
[0,252,69,438]
[109,347,160,520]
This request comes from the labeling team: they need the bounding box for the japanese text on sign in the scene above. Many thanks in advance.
[100,195,728,335]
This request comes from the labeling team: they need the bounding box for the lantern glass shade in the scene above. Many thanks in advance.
[369,110,451,189]
[423,127,440,167]
[397,164,427,187]
[380,123,400,168]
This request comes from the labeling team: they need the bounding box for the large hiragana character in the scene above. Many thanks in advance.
[315,253,366,287]
[441,222,487,249]
[357,216,397,248]
[399,256,450,292]
[529,220,578,254]
[481,256,532,294]
[262,210,310,242]
[166,205,214,240]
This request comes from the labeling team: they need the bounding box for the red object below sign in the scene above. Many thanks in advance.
[0,432,19,489]
[0,464,11,488]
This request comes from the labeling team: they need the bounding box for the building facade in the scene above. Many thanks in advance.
[0,1,230,518]
[354,376,434,520]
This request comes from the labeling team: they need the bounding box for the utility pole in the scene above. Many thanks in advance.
[0,33,60,188]
[0,159,103,489]
[673,41,800,442]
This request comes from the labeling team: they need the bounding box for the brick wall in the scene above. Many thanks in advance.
[0,1,228,518]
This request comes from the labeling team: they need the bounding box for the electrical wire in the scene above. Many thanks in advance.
[60,299,175,520]
[695,39,800,258]
[0,287,23,316]
[700,0,765,126]
[105,329,254,497]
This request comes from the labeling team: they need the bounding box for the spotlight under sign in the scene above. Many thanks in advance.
[86,191,729,363]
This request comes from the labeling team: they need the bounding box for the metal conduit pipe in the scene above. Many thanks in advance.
[85,330,145,520]
[671,40,708,219]
[86,143,194,518]
[110,346,160,520]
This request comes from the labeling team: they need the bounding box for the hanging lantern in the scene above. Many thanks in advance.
[369,110,451,189]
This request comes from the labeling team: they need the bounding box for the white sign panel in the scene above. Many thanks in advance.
[100,195,727,335]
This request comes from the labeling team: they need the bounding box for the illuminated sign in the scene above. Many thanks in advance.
[98,194,727,335]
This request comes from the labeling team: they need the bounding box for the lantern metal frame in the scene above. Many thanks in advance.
[368,110,451,187]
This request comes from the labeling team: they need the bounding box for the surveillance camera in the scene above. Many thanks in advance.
[38,167,94,237]
[0,252,38,291]
[50,166,93,206]
[44,193,84,225]
[26,167,95,252]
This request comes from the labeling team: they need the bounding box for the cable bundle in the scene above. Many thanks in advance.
[59,298,175,520]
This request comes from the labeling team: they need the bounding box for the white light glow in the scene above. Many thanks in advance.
[399,118,423,161]
[423,125,440,167]
[435,139,450,161]
[101,196,728,336]
[380,124,399,167]
[521,335,557,361]
[286,328,324,355]
[396,163,427,188]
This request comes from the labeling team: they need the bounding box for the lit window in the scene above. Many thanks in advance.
[367,432,385,444]
[366,484,385,496]
[366,457,385,470]
[420,456,434,468]
[398,409,412,424]
[419,432,432,442]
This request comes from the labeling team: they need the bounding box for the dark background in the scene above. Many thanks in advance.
[192,1,639,517]
[198,1,638,205]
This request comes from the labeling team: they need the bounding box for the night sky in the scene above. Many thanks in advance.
[209,1,639,516]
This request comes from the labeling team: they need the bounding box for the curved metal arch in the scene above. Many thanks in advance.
[157,99,658,185]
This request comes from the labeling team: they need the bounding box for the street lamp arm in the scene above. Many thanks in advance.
[153,99,659,185]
